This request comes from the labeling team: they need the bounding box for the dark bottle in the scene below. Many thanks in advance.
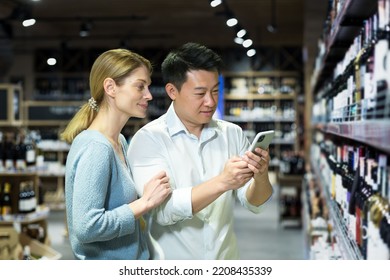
[3,132,15,171]
[14,132,27,171]
[24,137,36,167]
[1,182,13,216]
[0,131,4,169]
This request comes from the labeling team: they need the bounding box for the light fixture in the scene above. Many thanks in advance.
[210,0,222,7]
[242,39,253,48]
[47,58,57,66]
[267,24,277,33]
[79,21,92,37]
[247,49,256,57]
[234,37,244,45]
[226,17,238,27]
[22,18,36,27]
[10,5,36,27]
[236,29,246,38]
[267,0,277,33]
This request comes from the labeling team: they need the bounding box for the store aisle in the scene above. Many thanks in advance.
[234,191,305,260]
[47,184,306,260]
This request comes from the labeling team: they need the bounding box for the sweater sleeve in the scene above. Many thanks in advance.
[71,141,135,243]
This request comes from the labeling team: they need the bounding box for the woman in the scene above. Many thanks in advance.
[61,49,171,260]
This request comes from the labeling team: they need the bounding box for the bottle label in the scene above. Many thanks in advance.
[26,150,36,163]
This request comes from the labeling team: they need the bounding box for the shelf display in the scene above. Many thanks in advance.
[223,71,301,166]
[0,84,23,126]
[309,0,390,259]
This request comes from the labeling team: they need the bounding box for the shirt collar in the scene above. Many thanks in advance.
[166,103,220,140]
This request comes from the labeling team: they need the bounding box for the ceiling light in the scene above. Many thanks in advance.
[47,58,57,66]
[268,0,277,33]
[242,39,253,48]
[236,29,246,38]
[267,24,277,33]
[210,0,222,7]
[22,18,36,27]
[234,37,244,44]
[247,49,256,57]
[79,21,92,37]
[226,18,238,27]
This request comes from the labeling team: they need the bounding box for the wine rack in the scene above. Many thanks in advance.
[308,0,390,260]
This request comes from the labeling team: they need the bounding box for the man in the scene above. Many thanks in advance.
[127,42,273,259]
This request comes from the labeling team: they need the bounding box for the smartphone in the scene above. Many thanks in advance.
[248,130,275,152]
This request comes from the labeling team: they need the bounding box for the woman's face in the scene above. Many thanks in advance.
[114,66,152,118]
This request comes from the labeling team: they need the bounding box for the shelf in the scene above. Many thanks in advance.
[327,199,364,260]
[312,0,377,93]
[314,121,390,153]
[223,116,296,123]
[223,71,300,77]
[310,157,363,260]
[0,171,37,177]
[277,173,303,227]
[225,93,296,100]
[222,70,301,166]
[37,170,65,177]
[0,206,50,224]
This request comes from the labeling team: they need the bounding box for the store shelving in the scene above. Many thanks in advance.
[310,155,363,260]
[309,0,390,260]
[223,71,301,165]
[311,0,378,93]
[316,121,390,154]
[0,84,23,126]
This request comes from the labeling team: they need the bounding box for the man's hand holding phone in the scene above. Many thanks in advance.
[243,130,274,175]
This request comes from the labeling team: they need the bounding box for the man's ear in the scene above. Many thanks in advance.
[103,78,116,98]
[165,83,178,101]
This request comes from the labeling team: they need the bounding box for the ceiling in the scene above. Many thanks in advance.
[0,0,306,52]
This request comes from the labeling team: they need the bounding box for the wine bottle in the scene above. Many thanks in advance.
[1,182,13,215]
[0,131,4,171]
[3,132,15,171]
[18,182,28,214]
[22,245,32,260]
[14,131,27,171]
[27,181,37,213]
[24,137,36,168]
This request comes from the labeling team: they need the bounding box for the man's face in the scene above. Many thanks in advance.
[172,70,219,135]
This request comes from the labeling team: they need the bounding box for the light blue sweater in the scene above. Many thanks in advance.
[65,130,149,260]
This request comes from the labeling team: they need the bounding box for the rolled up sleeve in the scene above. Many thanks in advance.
[128,129,193,225]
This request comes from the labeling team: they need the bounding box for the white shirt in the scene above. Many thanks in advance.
[128,104,267,259]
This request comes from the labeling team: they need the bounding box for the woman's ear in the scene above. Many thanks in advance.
[165,83,178,101]
[103,78,116,98]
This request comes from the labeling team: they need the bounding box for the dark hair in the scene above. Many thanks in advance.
[161,42,223,90]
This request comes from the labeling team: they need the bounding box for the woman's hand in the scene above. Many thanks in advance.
[141,170,172,211]
[129,170,171,218]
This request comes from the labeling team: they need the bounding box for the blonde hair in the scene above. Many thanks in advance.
[60,49,152,143]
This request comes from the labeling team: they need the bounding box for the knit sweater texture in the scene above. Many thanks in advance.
[65,130,149,260]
